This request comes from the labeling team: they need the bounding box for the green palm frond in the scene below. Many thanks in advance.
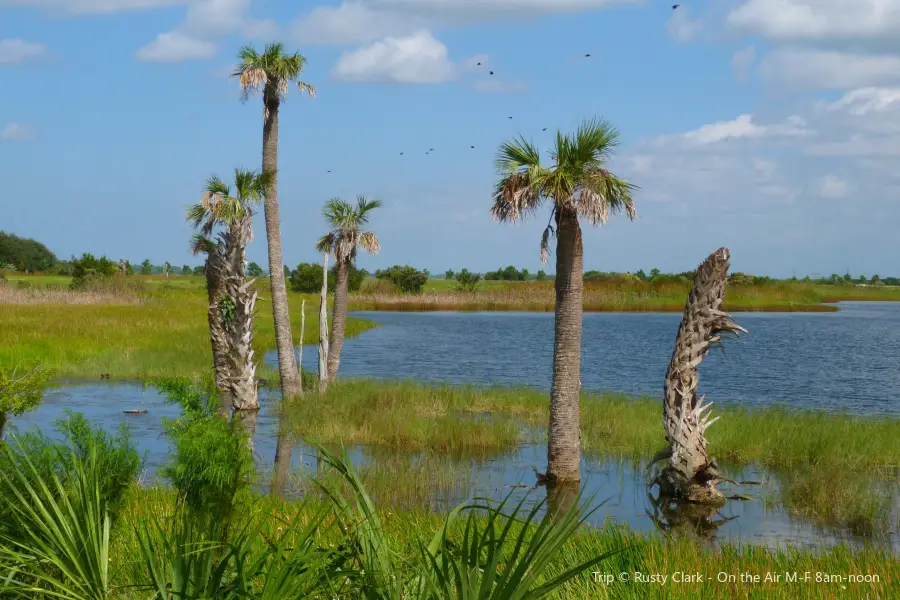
[189,234,215,257]
[318,196,382,262]
[233,43,315,102]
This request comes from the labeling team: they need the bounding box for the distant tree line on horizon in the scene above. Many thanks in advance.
[2,231,899,287]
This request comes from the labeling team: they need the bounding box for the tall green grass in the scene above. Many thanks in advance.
[280,381,900,536]
[0,282,376,379]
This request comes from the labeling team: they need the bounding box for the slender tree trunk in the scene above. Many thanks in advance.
[222,222,259,411]
[318,253,330,391]
[262,88,302,400]
[326,259,350,380]
[658,247,746,505]
[205,250,232,414]
[297,299,305,383]
[547,210,583,483]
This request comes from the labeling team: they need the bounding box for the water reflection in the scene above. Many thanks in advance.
[12,382,899,553]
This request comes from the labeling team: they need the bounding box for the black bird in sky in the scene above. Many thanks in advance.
[327,170,331,173]
[672,4,680,9]
[584,53,591,57]
[508,116,513,119]
[470,145,475,148]
[429,148,434,151]
[400,152,404,155]
[542,127,547,131]
[477,61,482,65]
[489,70,494,75]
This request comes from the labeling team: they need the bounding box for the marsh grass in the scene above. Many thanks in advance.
[351,279,900,313]
[0,284,376,379]
[282,381,900,536]
[105,488,898,599]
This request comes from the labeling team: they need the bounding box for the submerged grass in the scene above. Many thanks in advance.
[0,281,376,379]
[351,279,900,313]
[281,380,900,536]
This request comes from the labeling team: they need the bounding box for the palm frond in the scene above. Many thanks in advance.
[491,136,546,223]
[315,233,335,255]
[189,234,215,257]
[355,195,382,225]
[296,80,317,98]
[357,231,380,256]
[579,168,639,225]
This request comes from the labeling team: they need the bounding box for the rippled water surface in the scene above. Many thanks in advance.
[269,302,900,416]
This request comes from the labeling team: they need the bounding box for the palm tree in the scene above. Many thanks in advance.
[188,168,271,411]
[188,233,231,413]
[316,196,381,380]
[233,42,316,400]
[492,119,637,483]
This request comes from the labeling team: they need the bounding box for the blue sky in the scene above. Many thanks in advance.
[2,1,898,278]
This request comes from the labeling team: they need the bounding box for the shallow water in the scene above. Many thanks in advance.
[271,302,900,416]
[14,382,899,553]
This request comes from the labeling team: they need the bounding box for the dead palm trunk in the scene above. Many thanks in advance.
[326,258,350,380]
[262,88,302,400]
[658,247,747,504]
[221,220,259,411]
[205,249,232,414]
[547,210,583,483]
[317,253,330,391]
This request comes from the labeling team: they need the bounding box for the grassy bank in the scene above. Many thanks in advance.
[350,279,900,313]
[280,380,900,536]
[107,486,897,599]
[0,277,376,379]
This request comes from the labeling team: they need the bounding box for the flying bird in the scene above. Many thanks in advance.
[672,4,680,8]
[542,128,547,131]
[508,116,513,119]
[470,145,475,148]
[400,152,404,155]
[477,61,482,66]
[429,148,434,151]
[584,53,591,57]
[489,70,494,75]
[327,170,331,173]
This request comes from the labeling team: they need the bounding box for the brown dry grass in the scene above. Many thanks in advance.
[0,283,147,306]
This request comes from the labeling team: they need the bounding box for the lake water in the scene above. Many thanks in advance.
[10,303,900,552]
[272,302,900,417]
[14,382,898,552]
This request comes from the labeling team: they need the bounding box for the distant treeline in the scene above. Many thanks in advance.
[2,232,897,287]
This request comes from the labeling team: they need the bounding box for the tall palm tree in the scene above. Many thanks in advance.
[233,42,316,400]
[188,233,231,413]
[492,119,637,483]
[316,196,381,380]
[188,168,271,412]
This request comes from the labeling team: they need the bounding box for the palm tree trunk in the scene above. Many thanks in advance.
[318,253,330,391]
[222,222,259,411]
[658,248,745,505]
[547,210,583,483]
[262,89,302,400]
[326,259,350,380]
[205,250,232,414]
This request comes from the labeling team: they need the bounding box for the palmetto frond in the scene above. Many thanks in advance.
[493,118,637,260]
[491,136,546,223]
[232,43,315,107]
[317,196,382,263]
[189,234,216,257]
[187,168,268,239]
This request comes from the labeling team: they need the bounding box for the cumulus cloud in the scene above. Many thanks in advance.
[291,1,426,45]
[658,113,813,147]
[136,32,218,62]
[135,0,273,62]
[1,123,36,141]
[727,0,900,46]
[0,38,50,64]
[331,30,456,83]
[759,48,900,89]
[1,0,186,14]
[821,87,900,116]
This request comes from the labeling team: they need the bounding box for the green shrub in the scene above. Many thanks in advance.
[375,265,428,293]
[290,262,368,293]
[454,268,481,292]
[70,252,119,289]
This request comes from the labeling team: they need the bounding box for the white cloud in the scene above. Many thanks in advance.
[1,0,186,14]
[731,45,756,82]
[1,123,36,141]
[331,30,456,83]
[135,0,269,62]
[822,87,900,116]
[669,113,813,146]
[818,175,850,198]
[136,32,218,62]
[290,1,426,45]
[0,38,50,64]
[666,6,702,43]
[759,48,900,89]
[727,0,900,46]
